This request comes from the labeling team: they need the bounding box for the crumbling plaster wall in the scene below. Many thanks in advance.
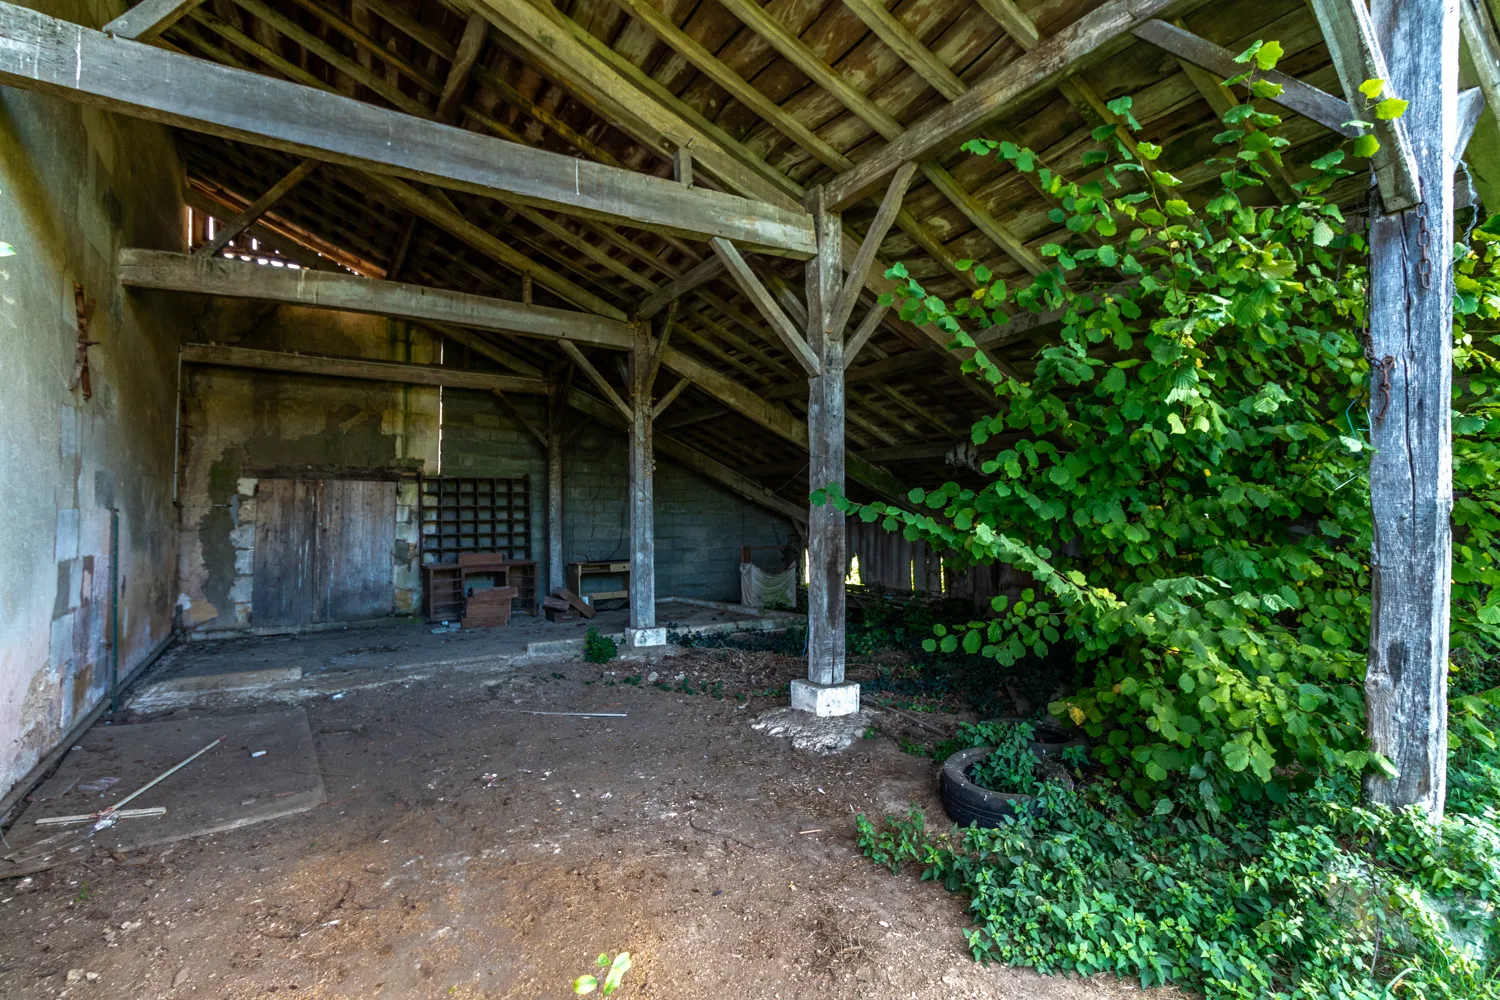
[0,0,190,797]
[441,389,797,602]
[176,302,439,632]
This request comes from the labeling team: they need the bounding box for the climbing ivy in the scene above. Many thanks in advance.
[817,42,1500,813]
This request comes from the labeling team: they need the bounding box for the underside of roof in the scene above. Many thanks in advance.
[163,0,1367,502]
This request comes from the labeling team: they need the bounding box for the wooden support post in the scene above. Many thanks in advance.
[546,367,572,595]
[626,323,662,645]
[796,187,855,715]
[1364,0,1459,819]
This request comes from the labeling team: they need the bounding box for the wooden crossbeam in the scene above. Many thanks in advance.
[558,340,633,420]
[103,0,206,41]
[183,186,340,272]
[634,258,724,319]
[710,239,821,375]
[651,377,690,419]
[1459,87,1487,153]
[844,305,890,369]
[823,0,1192,209]
[1304,0,1423,210]
[181,342,547,394]
[437,13,488,121]
[120,249,634,348]
[1131,21,1360,136]
[0,1,815,253]
[195,159,320,258]
[832,163,916,340]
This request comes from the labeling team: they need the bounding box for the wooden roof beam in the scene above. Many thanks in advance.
[824,0,1200,210]
[104,0,206,41]
[195,159,321,258]
[119,249,635,349]
[0,1,816,253]
[181,342,548,394]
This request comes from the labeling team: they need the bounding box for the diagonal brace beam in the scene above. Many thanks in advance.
[558,340,633,421]
[710,238,821,376]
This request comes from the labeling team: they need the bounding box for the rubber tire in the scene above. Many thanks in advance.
[939,747,1034,829]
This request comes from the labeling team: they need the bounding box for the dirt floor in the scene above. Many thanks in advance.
[0,641,1159,1000]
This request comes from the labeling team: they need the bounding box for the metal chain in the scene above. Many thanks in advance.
[1416,202,1433,290]
[1358,189,1397,424]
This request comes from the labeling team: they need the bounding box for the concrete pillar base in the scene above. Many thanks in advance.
[624,626,667,648]
[790,679,860,717]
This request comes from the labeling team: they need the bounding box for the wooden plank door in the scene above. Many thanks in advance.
[252,479,396,626]
[252,479,320,627]
[319,480,396,622]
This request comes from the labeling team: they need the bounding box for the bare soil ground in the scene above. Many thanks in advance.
[0,646,1160,1000]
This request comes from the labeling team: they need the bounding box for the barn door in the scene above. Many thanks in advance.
[252,479,397,626]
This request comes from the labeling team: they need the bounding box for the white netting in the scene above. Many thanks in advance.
[740,562,796,609]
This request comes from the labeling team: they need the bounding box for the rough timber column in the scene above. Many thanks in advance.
[792,187,857,716]
[625,323,664,647]
[546,370,569,596]
[1364,0,1459,818]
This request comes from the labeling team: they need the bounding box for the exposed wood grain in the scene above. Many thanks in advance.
[1460,0,1500,149]
[710,238,821,374]
[437,13,488,120]
[104,0,207,41]
[651,376,690,418]
[805,187,847,687]
[120,248,634,348]
[834,162,916,338]
[1364,0,1458,818]
[0,1,814,251]
[1305,0,1423,210]
[843,303,889,368]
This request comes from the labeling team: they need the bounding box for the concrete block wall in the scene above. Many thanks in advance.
[0,0,191,798]
[440,389,797,603]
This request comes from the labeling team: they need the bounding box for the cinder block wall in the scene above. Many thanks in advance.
[441,389,798,603]
[0,0,191,798]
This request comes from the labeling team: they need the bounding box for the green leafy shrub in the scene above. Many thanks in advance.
[967,721,1044,794]
[817,40,1500,814]
[860,715,1500,1000]
[583,627,617,664]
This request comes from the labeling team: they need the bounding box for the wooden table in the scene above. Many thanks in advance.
[568,561,630,603]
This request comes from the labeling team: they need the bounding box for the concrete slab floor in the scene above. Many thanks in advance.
[4,710,324,855]
[156,601,775,681]
[0,651,1158,1000]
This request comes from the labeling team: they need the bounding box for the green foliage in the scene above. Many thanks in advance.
[583,627,618,664]
[574,952,632,995]
[858,708,1500,999]
[825,42,1500,816]
[967,721,1045,795]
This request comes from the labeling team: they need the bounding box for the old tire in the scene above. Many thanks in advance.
[939,747,1035,829]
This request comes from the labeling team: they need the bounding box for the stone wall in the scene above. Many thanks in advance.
[440,389,798,603]
[175,304,440,632]
[0,0,190,797]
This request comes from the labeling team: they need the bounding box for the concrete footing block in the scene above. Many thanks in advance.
[789,678,860,717]
[624,626,667,648]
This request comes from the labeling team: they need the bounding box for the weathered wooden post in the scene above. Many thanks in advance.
[794,186,857,715]
[1363,0,1460,817]
[625,322,664,647]
[546,367,570,596]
